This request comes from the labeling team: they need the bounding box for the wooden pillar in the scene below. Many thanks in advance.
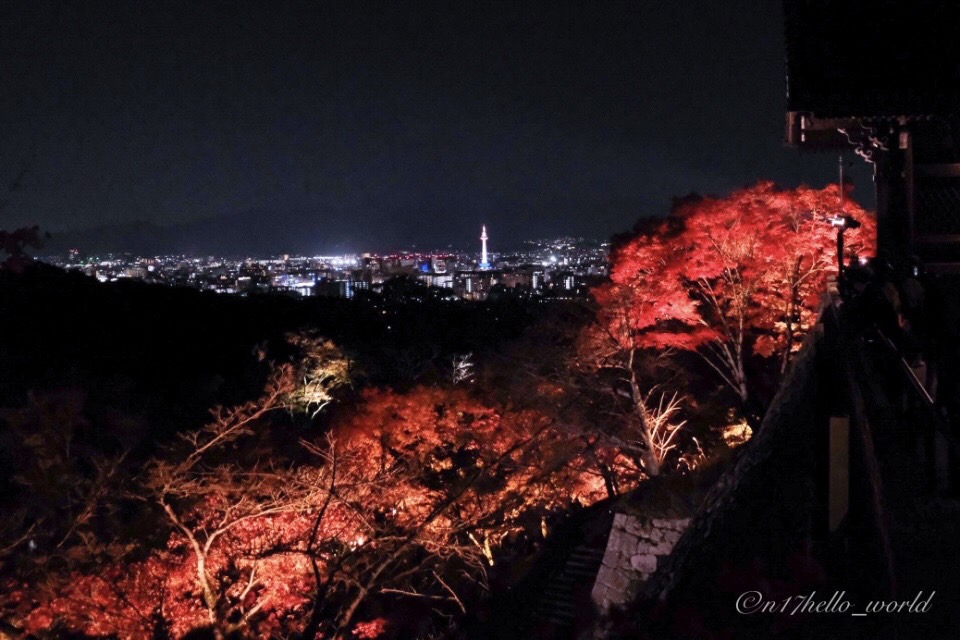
[829,416,850,532]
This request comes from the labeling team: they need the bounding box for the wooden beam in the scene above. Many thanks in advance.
[829,416,850,532]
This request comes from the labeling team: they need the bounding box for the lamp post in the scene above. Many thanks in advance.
[829,214,861,281]
[829,154,860,282]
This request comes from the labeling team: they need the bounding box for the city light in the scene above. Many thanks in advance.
[42,235,609,302]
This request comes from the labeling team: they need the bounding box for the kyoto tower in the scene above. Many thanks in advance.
[480,225,491,269]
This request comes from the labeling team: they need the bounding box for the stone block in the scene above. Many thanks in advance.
[645,528,664,543]
[662,530,681,544]
[604,567,631,592]
[622,516,644,537]
[630,553,658,574]
[649,541,674,555]
[606,529,623,551]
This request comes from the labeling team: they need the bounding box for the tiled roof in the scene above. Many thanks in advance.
[784,0,960,118]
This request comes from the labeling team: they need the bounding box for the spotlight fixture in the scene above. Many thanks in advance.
[827,214,861,229]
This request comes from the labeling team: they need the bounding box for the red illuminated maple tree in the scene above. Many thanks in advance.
[587,181,875,418]
[310,386,605,635]
[10,374,605,639]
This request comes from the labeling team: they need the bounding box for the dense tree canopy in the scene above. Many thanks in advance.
[588,182,875,404]
[0,185,878,638]
[2,367,606,639]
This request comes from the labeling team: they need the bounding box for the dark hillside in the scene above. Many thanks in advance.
[0,264,540,445]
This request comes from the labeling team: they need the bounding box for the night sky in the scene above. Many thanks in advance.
[1,0,872,253]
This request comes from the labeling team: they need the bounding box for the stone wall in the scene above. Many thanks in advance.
[590,513,690,612]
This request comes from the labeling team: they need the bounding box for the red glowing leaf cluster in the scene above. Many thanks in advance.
[10,381,605,639]
[589,182,875,398]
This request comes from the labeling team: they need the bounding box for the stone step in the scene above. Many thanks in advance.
[565,564,603,575]
[570,545,604,554]
[540,596,575,610]
[537,607,576,622]
[540,607,576,621]
[533,544,606,629]
[564,569,599,580]
[542,587,573,600]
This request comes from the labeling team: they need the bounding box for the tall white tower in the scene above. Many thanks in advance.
[480,225,490,268]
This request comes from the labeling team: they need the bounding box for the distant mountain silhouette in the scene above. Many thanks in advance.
[39,205,596,257]
[42,209,469,257]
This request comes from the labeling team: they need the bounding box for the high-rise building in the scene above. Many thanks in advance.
[480,225,491,269]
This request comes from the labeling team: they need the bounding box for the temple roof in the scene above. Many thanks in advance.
[784,0,960,120]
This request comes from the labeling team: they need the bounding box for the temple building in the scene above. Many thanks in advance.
[472,4,960,638]
[783,0,960,272]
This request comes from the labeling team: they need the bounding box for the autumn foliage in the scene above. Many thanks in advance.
[2,366,605,639]
[588,182,875,403]
[0,183,878,639]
